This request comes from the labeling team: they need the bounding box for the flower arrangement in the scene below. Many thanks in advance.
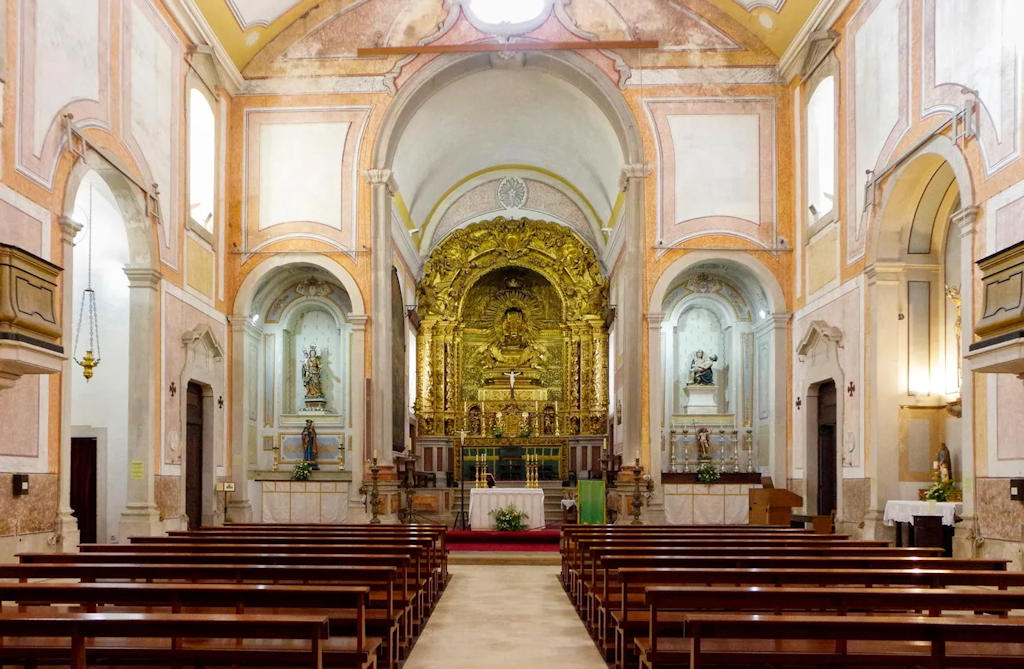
[291,461,313,481]
[696,461,720,484]
[924,470,958,502]
[489,504,528,532]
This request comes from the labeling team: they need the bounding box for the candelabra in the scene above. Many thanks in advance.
[368,456,381,524]
[525,453,539,488]
[272,444,280,472]
[629,458,655,525]
[475,452,486,488]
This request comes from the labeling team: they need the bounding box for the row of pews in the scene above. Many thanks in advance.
[0,522,449,669]
[561,523,1024,668]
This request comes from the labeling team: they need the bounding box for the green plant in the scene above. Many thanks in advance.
[924,470,957,502]
[696,461,720,484]
[518,427,532,438]
[492,425,504,438]
[291,461,313,481]
[489,504,528,531]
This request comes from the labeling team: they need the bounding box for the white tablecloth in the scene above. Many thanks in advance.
[468,488,546,530]
[883,500,962,527]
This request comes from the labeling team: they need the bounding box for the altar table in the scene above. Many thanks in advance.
[883,500,962,527]
[468,488,546,530]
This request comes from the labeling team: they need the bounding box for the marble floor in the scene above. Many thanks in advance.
[404,564,606,669]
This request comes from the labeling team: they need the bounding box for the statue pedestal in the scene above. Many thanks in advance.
[684,385,718,414]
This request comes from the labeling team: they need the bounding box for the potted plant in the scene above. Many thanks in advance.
[489,504,528,531]
[291,461,313,481]
[696,461,720,484]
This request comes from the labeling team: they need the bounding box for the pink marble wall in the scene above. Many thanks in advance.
[977,478,1024,541]
[842,478,870,524]
[0,474,57,534]
[154,475,181,520]
[0,378,40,457]
[0,202,43,255]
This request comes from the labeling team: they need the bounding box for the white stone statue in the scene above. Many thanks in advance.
[689,350,718,386]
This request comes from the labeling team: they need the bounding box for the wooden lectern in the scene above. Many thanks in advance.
[748,488,803,525]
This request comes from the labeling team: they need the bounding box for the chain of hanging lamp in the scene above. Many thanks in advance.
[72,184,101,380]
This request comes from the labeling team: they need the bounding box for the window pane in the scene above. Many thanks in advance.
[189,88,216,231]
[806,76,835,223]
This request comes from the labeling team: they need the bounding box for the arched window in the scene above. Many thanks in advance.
[806,75,836,225]
[188,88,216,232]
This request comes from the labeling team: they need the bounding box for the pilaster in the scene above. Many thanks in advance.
[365,168,396,467]
[56,217,81,550]
[226,313,260,523]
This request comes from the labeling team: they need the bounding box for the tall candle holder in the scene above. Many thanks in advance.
[272,444,280,472]
[629,458,655,525]
[368,456,381,525]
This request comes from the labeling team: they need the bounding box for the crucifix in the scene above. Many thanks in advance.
[503,370,521,399]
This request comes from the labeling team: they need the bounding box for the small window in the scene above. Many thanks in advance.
[806,76,836,225]
[188,88,216,232]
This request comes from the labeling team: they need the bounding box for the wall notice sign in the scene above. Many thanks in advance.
[130,461,144,479]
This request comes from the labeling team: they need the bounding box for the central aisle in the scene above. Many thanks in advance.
[404,564,606,669]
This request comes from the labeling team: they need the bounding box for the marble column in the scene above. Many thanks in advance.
[365,168,395,467]
[763,313,790,484]
[226,313,259,522]
[618,163,649,467]
[347,313,368,508]
[862,264,903,541]
[56,217,81,550]
[118,267,163,539]
[645,312,665,493]
[951,206,981,556]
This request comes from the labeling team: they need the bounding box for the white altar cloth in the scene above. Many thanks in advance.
[468,488,546,530]
[883,500,962,527]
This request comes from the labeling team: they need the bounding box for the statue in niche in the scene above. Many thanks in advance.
[541,406,555,435]
[469,405,482,436]
[302,419,319,469]
[934,443,952,482]
[302,345,324,397]
[688,350,718,386]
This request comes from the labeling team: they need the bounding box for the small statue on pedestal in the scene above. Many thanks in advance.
[696,426,712,460]
[302,419,319,470]
[689,350,718,385]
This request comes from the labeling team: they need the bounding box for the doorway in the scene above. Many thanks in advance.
[185,382,204,530]
[70,437,97,543]
[816,380,837,516]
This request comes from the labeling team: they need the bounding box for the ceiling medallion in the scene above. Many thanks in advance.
[497,177,528,210]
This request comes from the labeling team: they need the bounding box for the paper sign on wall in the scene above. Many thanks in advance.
[130,461,144,479]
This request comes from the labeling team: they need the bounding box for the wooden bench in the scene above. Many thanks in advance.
[0,581,377,668]
[0,611,330,669]
[612,567,1024,669]
[668,612,1024,669]
[637,586,1024,669]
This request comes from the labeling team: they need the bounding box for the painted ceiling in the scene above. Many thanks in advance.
[194,0,820,71]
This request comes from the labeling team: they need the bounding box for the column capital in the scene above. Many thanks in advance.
[864,262,903,286]
[951,205,980,239]
[123,266,162,289]
[347,313,369,331]
[645,311,665,330]
[58,216,82,244]
[228,313,263,337]
[619,163,652,190]
[364,168,397,194]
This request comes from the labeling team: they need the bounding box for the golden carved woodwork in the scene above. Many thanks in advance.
[415,218,609,438]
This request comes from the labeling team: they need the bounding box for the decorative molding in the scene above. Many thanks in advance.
[796,320,843,358]
[778,0,853,83]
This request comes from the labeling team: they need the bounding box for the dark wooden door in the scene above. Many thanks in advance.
[816,380,837,516]
[185,383,204,531]
[70,437,97,543]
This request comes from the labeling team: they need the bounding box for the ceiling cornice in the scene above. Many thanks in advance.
[166,0,244,93]
[777,0,851,83]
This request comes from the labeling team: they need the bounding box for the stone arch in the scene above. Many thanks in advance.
[233,254,366,318]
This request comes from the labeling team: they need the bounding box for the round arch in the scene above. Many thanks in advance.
[649,251,786,316]
[233,254,366,317]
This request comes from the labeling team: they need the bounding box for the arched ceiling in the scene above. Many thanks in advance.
[392,66,623,232]
[193,0,820,70]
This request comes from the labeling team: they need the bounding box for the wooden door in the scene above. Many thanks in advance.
[816,380,837,516]
[70,437,97,543]
[185,383,204,530]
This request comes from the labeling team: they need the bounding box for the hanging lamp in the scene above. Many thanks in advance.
[72,183,101,380]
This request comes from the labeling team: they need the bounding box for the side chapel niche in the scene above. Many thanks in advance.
[414,218,609,439]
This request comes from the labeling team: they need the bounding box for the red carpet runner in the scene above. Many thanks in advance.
[446,529,561,552]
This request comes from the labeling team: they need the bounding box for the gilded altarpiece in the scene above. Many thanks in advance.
[415,218,610,452]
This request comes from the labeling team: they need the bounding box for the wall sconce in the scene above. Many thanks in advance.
[169,382,177,397]
[847,381,856,397]
[795,397,802,410]
[217,396,224,409]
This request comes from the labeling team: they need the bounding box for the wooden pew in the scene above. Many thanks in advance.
[0,611,330,669]
[636,585,1024,669]
[669,613,1024,669]
[0,582,375,668]
[0,562,402,669]
[613,567,1024,669]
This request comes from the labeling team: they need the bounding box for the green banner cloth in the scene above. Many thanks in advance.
[577,479,606,524]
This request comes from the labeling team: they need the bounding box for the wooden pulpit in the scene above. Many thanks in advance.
[748,488,803,526]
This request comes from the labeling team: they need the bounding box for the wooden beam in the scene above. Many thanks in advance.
[356,40,658,57]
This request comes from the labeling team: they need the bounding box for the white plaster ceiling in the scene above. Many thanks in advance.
[392,66,623,229]
[225,0,298,29]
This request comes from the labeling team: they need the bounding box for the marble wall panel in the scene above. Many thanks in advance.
[0,377,40,458]
[842,478,870,525]
[0,473,57,534]
[976,478,1024,541]
[154,475,181,520]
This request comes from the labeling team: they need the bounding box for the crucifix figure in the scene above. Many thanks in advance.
[503,370,521,398]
